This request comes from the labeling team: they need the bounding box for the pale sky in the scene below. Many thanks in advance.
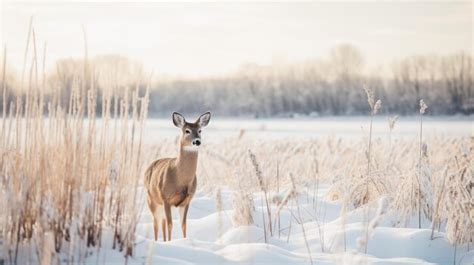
[1,1,472,77]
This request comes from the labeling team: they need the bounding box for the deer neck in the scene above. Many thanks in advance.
[176,144,198,182]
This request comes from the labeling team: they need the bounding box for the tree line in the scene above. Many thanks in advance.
[1,45,472,117]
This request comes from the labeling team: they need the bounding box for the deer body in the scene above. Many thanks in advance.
[144,112,210,241]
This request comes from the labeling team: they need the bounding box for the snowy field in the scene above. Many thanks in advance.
[3,117,473,265]
[86,117,472,265]
[90,186,473,265]
[143,116,472,141]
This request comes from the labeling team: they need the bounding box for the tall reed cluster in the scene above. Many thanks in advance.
[0,26,150,264]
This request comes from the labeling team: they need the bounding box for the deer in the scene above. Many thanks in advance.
[144,111,211,241]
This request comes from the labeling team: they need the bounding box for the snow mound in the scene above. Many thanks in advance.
[81,187,468,265]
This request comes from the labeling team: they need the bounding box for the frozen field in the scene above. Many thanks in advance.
[144,116,473,141]
[4,116,473,265]
[87,186,473,265]
[87,117,472,265]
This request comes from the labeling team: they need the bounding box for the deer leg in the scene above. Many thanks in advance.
[153,217,159,241]
[147,196,159,241]
[179,204,189,238]
[161,219,167,242]
[153,206,165,241]
[164,203,173,241]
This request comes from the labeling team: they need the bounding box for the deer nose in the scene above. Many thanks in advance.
[193,139,201,146]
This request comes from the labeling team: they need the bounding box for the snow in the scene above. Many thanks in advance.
[80,185,472,265]
[5,117,472,265]
[142,116,473,141]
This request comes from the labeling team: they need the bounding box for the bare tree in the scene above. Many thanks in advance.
[5,48,474,117]
[441,52,473,114]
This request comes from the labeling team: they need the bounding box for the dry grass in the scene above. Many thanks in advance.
[191,127,471,246]
[0,31,150,263]
[2,111,471,264]
[197,134,471,243]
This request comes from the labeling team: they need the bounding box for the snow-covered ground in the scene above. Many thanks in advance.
[77,116,472,265]
[84,185,472,265]
[5,117,471,265]
[143,116,473,141]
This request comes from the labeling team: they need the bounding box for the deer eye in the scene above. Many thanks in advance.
[185,129,191,134]
[198,129,202,133]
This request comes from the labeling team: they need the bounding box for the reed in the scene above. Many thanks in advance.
[289,173,313,265]
[362,85,381,253]
[418,99,428,228]
[248,149,273,239]
[0,27,150,263]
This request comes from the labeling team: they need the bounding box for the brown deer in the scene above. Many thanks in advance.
[144,112,211,241]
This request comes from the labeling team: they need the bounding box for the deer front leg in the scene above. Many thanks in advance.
[164,203,173,241]
[153,217,159,241]
[179,204,189,238]
[161,219,167,242]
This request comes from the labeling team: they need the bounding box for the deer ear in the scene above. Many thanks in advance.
[172,112,185,128]
[197,112,211,127]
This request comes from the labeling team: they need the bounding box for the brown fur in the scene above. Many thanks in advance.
[144,112,210,241]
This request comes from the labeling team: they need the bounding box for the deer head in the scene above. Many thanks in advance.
[172,112,211,152]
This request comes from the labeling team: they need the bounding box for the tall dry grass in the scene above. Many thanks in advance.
[0,27,150,264]
[192,119,472,261]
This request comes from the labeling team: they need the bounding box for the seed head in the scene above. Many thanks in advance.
[248,149,265,192]
[363,85,375,110]
[420,99,428,114]
[372,100,382,115]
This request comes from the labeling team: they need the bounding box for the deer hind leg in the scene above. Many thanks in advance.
[179,204,189,238]
[147,196,159,241]
[164,203,173,241]
[153,206,165,241]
